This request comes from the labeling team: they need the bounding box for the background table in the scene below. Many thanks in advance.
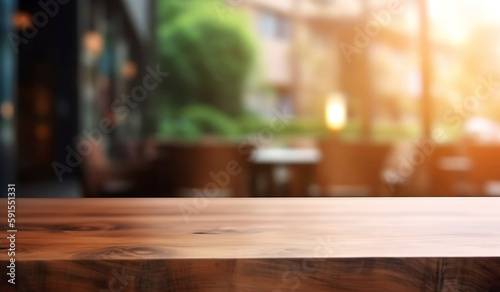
[251,148,321,196]
[1,198,500,291]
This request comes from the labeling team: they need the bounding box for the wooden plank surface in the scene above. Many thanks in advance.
[0,198,500,291]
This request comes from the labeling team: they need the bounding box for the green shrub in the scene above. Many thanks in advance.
[157,0,256,116]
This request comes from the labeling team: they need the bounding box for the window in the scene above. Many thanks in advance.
[258,10,291,40]
[428,0,500,143]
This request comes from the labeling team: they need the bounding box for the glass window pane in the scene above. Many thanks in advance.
[429,0,500,143]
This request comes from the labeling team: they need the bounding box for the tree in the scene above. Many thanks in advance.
[157,0,256,116]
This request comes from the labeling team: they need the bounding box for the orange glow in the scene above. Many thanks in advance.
[35,87,51,115]
[122,61,138,80]
[325,93,347,131]
[1,102,14,120]
[83,31,104,57]
[12,12,32,29]
[35,124,50,141]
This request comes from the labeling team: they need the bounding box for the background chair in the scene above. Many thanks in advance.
[153,141,253,197]
[316,141,391,196]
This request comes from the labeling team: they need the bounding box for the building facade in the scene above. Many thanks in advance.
[0,0,16,191]
[239,0,421,139]
[1,0,156,191]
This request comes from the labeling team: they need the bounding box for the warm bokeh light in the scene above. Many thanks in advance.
[325,93,347,131]
[122,61,138,80]
[429,0,500,45]
[1,102,14,120]
[83,31,104,58]
[12,11,32,29]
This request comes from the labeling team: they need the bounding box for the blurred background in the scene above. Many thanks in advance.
[2,0,500,198]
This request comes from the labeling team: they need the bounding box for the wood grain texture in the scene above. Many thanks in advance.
[0,198,499,291]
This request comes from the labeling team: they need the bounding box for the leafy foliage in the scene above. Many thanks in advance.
[158,104,241,142]
[157,0,256,116]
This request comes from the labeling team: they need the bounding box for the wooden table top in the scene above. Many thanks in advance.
[2,197,500,261]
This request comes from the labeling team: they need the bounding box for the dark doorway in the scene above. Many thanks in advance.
[16,0,78,182]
